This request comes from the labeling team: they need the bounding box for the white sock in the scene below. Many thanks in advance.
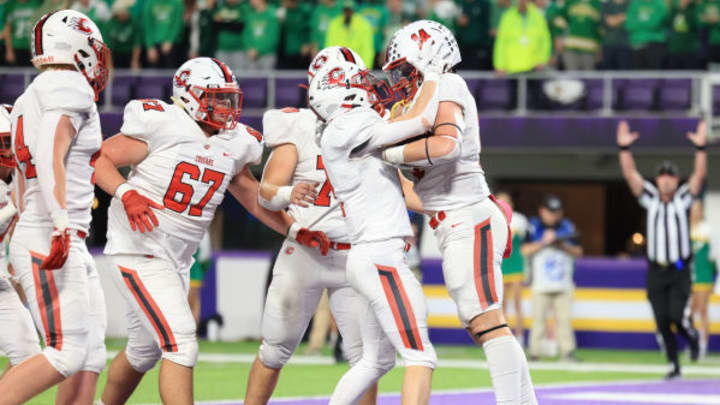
[483,335,538,405]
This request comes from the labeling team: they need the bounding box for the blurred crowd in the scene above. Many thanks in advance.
[4,0,720,73]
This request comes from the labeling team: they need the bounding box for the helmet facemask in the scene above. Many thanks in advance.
[385,58,421,103]
[187,85,243,130]
[0,131,14,168]
[350,70,395,117]
[75,37,111,101]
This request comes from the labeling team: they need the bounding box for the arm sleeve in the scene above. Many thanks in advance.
[34,111,70,215]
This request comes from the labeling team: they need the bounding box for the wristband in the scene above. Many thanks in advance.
[114,183,132,199]
[258,185,293,211]
[618,145,630,151]
[382,145,406,164]
[50,209,69,231]
[696,145,706,151]
[287,222,300,240]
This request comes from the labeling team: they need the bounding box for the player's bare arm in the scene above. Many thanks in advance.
[95,133,164,233]
[617,120,644,197]
[391,101,464,166]
[399,170,425,213]
[686,120,707,196]
[230,165,330,255]
[258,143,318,210]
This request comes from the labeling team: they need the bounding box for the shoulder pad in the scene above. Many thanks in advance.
[35,71,94,113]
[120,99,172,141]
[262,108,316,148]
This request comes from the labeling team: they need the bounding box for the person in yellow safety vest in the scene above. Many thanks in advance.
[493,0,552,74]
[325,0,375,69]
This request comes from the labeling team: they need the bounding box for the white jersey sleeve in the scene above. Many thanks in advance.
[33,71,94,130]
[438,73,470,113]
[226,123,264,172]
[120,99,176,153]
[262,108,312,148]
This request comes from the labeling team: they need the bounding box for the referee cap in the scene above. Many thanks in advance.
[542,194,563,212]
[656,161,680,177]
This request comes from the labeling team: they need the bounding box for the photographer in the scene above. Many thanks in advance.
[523,195,583,361]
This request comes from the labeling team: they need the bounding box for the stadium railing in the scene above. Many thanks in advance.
[2,68,719,137]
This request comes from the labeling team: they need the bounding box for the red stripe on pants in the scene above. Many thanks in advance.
[119,266,178,352]
[377,264,424,351]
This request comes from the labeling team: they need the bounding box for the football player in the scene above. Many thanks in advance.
[0,10,111,405]
[309,48,442,405]
[93,57,328,405]
[0,105,41,380]
[382,20,537,404]
[244,46,384,405]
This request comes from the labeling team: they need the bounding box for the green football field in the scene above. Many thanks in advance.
[2,339,719,404]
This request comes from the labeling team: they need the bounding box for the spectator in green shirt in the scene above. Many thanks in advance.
[325,0,374,68]
[493,0,552,74]
[3,0,40,66]
[142,0,184,68]
[698,0,720,65]
[358,0,389,68]
[667,0,700,69]
[600,0,630,70]
[106,0,142,68]
[625,0,668,69]
[535,0,567,68]
[188,0,218,60]
[214,0,247,73]
[309,0,341,55]
[279,0,312,69]
[241,0,280,70]
[456,0,491,70]
[560,0,601,70]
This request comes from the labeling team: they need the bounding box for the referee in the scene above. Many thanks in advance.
[617,120,706,379]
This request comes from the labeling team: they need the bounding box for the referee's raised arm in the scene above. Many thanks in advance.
[686,120,707,196]
[616,121,644,197]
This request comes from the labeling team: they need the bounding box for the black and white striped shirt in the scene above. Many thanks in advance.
[639,180,694,266]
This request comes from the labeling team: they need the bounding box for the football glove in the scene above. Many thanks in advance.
[288,222,330,256]
[40,210,71,270]
[116,183,164,233]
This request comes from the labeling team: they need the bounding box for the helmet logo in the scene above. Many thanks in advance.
[174,69,191,88]
[410,29,431,50]
[69,16,93,35]
[312,55,328,71]
[327,67,345,86]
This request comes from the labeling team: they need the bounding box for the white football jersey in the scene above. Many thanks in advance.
[104,99,263,269]
[10,70,101,233]
[263,108,348,242]
[321,107,412,244]
[406,73,490,211]
[0,179,15,290]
